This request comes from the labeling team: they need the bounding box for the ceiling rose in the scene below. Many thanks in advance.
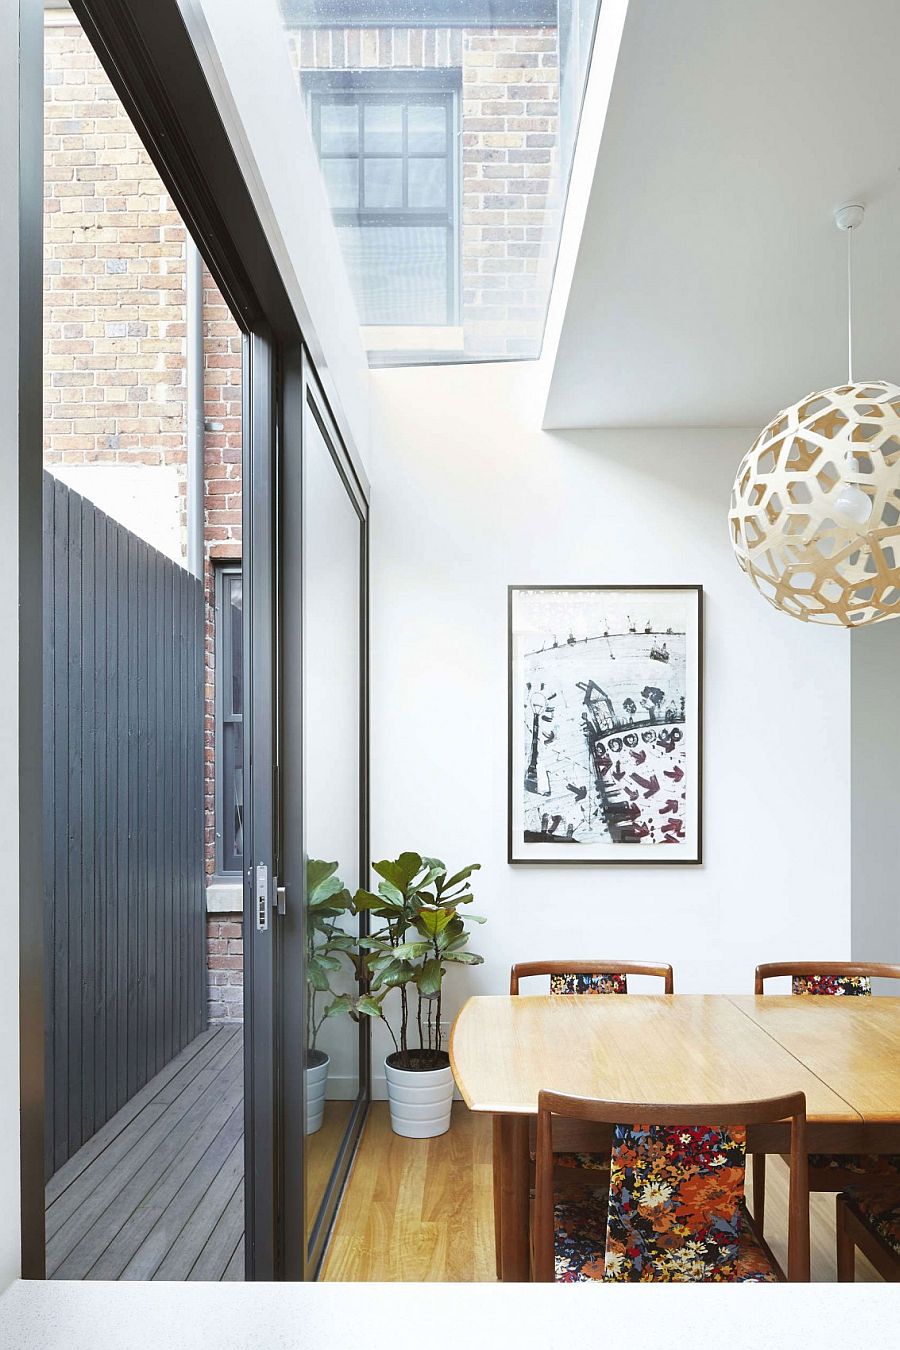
[729,205,900,627]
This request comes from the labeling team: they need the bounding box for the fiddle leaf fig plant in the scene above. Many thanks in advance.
[353,852,484,1070]
[306,859,357,1057]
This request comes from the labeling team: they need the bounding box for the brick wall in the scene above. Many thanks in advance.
[287,23,560,357]
[206,918,244,1024]
[44,17,244,1025]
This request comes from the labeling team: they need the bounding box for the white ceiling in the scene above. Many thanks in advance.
[543,0,900,430]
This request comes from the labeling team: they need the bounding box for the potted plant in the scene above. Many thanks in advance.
[306,859,356,1134]
[353,852,483,1138]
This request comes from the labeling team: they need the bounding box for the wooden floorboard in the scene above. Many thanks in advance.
[321,1104,884,1283]
[47,1024,244,1282]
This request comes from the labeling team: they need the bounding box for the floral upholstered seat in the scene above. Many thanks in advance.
[552,1124,779,1282]
[790,975,900,1180]
[792,974,871,996]
[843,1187,900,1259]
[549,971,628,996]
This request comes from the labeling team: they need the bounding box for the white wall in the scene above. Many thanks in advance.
[0,0,24,1292]
[851,621,900,988]
[368,360,852,1078]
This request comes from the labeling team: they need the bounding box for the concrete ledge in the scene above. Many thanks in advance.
[206,882,243,914]
[0,1278,891,1349]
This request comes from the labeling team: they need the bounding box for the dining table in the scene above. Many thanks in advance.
[449,993,900,1282]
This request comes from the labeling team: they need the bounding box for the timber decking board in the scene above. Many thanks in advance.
[46,1024,245,1282]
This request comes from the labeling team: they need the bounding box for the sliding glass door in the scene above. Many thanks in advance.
[278,349,369,1278]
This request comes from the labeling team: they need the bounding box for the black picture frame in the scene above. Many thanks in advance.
[508,585,704,866]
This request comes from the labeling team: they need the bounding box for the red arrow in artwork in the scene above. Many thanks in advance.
[663,817,684,834]
[631,772,660,798]
[664,764,684,782]
[631,821,650,838]
[660,799,679,815]
[624,786,639,801]
[626,801,641,820]
[612,760,626,781]
[630,749,646,765]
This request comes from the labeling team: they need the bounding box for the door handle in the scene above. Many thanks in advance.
[276,884,287,917]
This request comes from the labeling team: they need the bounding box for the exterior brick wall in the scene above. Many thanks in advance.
[45,16,244,1021]
[287,23,560,358]
[206,916,244,1024]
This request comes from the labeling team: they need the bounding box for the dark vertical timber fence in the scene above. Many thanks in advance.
[43,474,206,1178]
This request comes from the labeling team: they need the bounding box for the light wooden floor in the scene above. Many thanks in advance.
[46,1023,244,1281]
[322,1103,882,1283]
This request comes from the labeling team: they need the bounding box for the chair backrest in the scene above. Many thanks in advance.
[754,961,900,996]
[533,1090,809,1284]
[509,960,674,996]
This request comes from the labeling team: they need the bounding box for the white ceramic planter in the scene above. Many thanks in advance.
[305,1052,330,1135]
[384,1055,453,1138]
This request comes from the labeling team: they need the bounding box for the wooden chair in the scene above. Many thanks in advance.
[492,959,675,1275]
[533,1089,810,1283]
[751,961,900,1233]
[836,1188,900,1283]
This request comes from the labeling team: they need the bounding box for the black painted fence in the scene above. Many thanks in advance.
[43,474,206,1178]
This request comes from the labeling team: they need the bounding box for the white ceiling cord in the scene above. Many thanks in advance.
[834,202,865,385]
[846,218,854,385]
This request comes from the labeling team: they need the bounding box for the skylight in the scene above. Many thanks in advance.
[280,2,601,367]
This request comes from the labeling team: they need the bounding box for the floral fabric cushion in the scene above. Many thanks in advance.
[552,1187,777,1283]
[603,1123,750,1281]
[846,1187,900,1258]
[791,974,871,996]
[549,972,627,995]
[809,1152,900,1177]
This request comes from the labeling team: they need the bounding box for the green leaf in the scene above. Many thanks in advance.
[309,874,347,904]
[415,908,454,938]
[356,995,385,1018]
[323,995,353,1018]
[441,863,481,891]
[307,859,339,894]
[443,951,484,966]
[392,941,430,960]
[306,959,332,991]
[416,958,443,998]
[378,958,414,989]
[314,953,343,971]
[464,913,487,924]
[353,888,395,913]
[373,853,422,893]
[376,880,406,908]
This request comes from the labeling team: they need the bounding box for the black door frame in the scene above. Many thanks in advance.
[19,0,371,1281]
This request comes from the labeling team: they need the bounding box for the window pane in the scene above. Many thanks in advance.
[319,102,358,154]
[363,158,403,209]
[363,102,402,154]
[336,224,448,326]
[283,2,604,364]
[321,157,359,209]
[222,721,244,872]
[407,158,446,209]
[407,104,446,154]
[227,574,243,716]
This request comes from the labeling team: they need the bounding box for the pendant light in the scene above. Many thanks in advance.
[729,204,900,627]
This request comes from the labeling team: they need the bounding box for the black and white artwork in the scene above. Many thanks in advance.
[508,586,703,864]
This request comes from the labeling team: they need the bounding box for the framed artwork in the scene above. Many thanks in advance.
[508,585,703,865]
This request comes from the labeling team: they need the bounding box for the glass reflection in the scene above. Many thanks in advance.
[303,404,362,1240]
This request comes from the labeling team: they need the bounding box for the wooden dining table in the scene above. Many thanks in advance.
[449,993,900,1282]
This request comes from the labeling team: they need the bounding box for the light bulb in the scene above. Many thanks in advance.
[833,481,872,524]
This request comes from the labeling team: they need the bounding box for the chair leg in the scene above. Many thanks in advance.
[836,1196,856,1283]
[492,1116,503,1279]
[751,1153,766,1232]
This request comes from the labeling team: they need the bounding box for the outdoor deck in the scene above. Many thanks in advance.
[45,1023,244,1281]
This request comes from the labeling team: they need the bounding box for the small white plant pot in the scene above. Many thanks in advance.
[305,1051,330,1135]
[384,1054,453,1138]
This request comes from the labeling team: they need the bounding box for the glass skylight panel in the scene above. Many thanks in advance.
[280,2,601,366]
